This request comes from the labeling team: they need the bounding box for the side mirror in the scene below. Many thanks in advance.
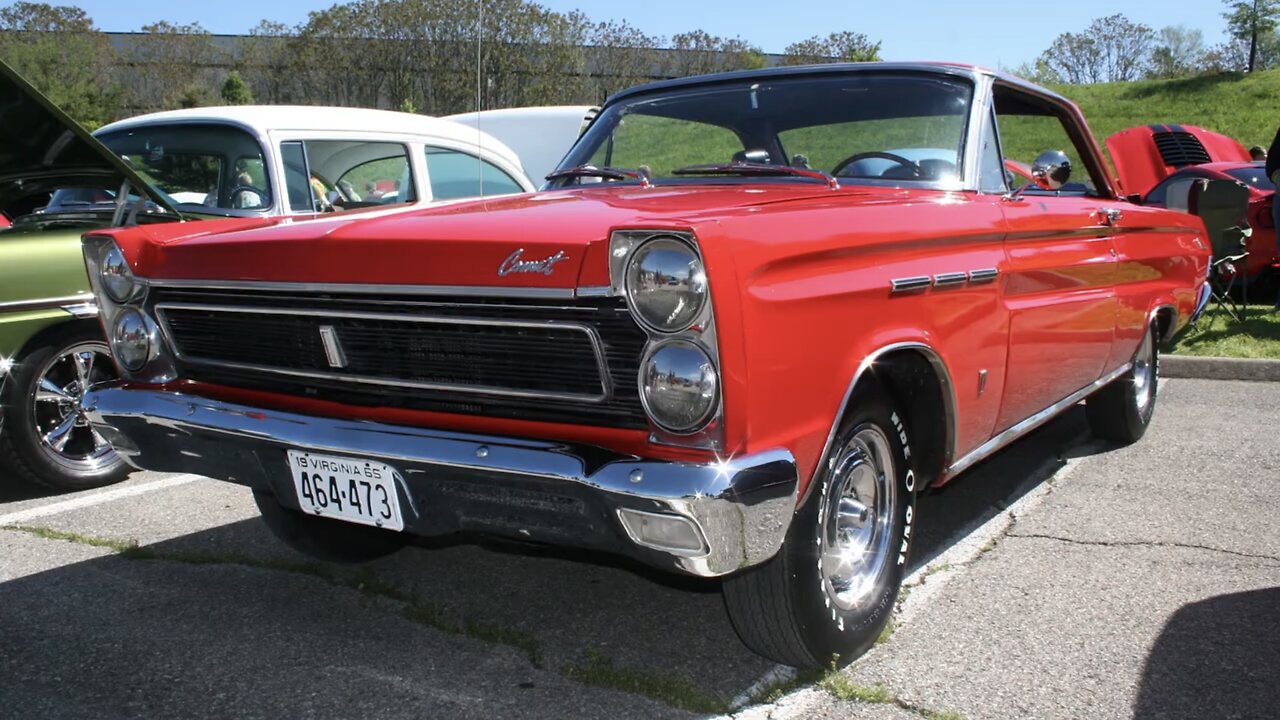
[1030,150,1071,190]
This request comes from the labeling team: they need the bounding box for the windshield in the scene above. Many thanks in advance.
[554,72,973,188]
[95,123,272,216]
[1225,165,1274,192]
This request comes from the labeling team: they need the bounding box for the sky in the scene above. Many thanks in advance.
[70,0,1232,70]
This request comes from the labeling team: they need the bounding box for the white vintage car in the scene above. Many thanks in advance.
[77,105,536,217]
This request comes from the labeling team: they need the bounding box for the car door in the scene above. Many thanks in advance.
[992,85,1119,432]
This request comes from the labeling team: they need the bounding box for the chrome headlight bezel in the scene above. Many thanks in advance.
[111,308,156,371]
[610,230,723,446]
[101,243,141,304]
[623,236,707,335]
[637,339,720,434]
[83,235,176,383]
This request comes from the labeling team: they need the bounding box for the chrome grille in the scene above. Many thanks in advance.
[150,287,650,429]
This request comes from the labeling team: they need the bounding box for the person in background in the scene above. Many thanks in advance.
[1250,145,1267,161]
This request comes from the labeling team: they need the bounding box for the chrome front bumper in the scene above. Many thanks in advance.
[82,387,798,577]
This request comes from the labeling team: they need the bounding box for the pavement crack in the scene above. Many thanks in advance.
[3,523,544,667]
[1007,532,1280,564]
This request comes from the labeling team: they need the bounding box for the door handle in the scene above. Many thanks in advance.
[1095,208,1123,226]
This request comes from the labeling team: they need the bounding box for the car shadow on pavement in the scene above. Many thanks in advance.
[0,407,1096,717]
[1134,587,1280,720]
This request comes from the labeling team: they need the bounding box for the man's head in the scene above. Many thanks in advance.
[1250,145,1267,161]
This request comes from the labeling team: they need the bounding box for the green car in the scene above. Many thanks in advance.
[0,61,184,490]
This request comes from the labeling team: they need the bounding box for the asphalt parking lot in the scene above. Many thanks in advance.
[1,378,1276,720]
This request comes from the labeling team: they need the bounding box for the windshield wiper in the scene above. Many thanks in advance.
[672,162,838,189]
[546,164,651,188]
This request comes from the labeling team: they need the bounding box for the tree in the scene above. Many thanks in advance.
[127,21,227,112]
[1037,14,1154,83]
[0,2,120,127]
[1150,26,1206,78]
[781,31,881,65]
[1222,0,1280,72]
[665,30,765,77]
[220,70,254,104]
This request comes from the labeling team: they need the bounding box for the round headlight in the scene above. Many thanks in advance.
[101,245,138,303]
[639,340,718,433]
[625,237,707,333]
[111,309,153,371]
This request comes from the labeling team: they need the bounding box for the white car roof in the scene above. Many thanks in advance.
[97,105,527,174]
[446,105,597,184]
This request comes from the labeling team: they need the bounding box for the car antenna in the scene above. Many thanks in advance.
[475,0,484,202]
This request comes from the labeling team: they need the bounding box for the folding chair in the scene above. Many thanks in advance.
[1171,178,1252,325]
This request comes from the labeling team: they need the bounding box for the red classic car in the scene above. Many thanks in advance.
[80,63,1212,668]
[1107,124,1278,284]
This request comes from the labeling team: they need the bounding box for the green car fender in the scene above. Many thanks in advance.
[0,226,103,438]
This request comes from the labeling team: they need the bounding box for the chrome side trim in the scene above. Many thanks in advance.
[146,278,577,299]
[890,276,932,294]
[82,387,799,577]
[61,303,99,319]
[0,294,96,313]
[932,271,969,287]
[967,268,999,283]
[153,302,613,403]
[808,342,958,499]
[946,362,1131,478]
[575,285,612,298]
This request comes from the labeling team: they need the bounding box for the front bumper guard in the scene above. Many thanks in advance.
[82,387,798,577]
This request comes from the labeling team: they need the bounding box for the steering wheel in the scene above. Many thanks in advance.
[831,151,921,178]
[228,185,267,209]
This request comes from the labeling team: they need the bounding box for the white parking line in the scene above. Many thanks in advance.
[0,474,203,526]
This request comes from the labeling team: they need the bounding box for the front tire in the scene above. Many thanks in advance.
[253,490,409,563]
[1087,320,1158,444]
[722,385,917,668]
[0,328,127,490]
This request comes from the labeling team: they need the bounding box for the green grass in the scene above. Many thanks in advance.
[1053,71,1280,161]
[1171,305,1280,358]
[561,648,729,714]
[819,675,895,704]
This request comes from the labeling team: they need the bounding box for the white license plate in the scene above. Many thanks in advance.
[285,450,404,532]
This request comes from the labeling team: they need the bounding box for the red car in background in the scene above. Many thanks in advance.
[1107,124,1279,285]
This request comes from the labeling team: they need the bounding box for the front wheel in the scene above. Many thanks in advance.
[722,385,917,668]
[1087,320,1158,444]
[0,329,128,490]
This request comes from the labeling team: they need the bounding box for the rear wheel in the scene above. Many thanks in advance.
[1087,320,1158,444]
[253,490,409,563]
[722,385,916,668]
[0,329,127,490]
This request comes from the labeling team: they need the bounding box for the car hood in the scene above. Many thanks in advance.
[122,183,900,288]
[0,59,180,218]
[1106,123,1250,198]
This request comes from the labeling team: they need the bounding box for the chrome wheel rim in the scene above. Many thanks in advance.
[30,342,117,472]
[820,426,897,611]
[1132,329,1155,414]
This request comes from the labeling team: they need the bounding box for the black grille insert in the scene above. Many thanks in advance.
[150,288,650,429]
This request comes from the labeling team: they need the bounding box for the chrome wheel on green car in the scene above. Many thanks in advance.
[31,341,117,473]
[0,330,128,490]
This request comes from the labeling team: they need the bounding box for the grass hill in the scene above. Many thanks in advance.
[1051,69,1280,154]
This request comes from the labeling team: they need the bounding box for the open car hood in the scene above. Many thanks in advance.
[1105,124,1250,198]
[0,59,181,219]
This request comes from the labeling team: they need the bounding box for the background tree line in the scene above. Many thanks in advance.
[1015,1,1280,83]
[0,0,880,127]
